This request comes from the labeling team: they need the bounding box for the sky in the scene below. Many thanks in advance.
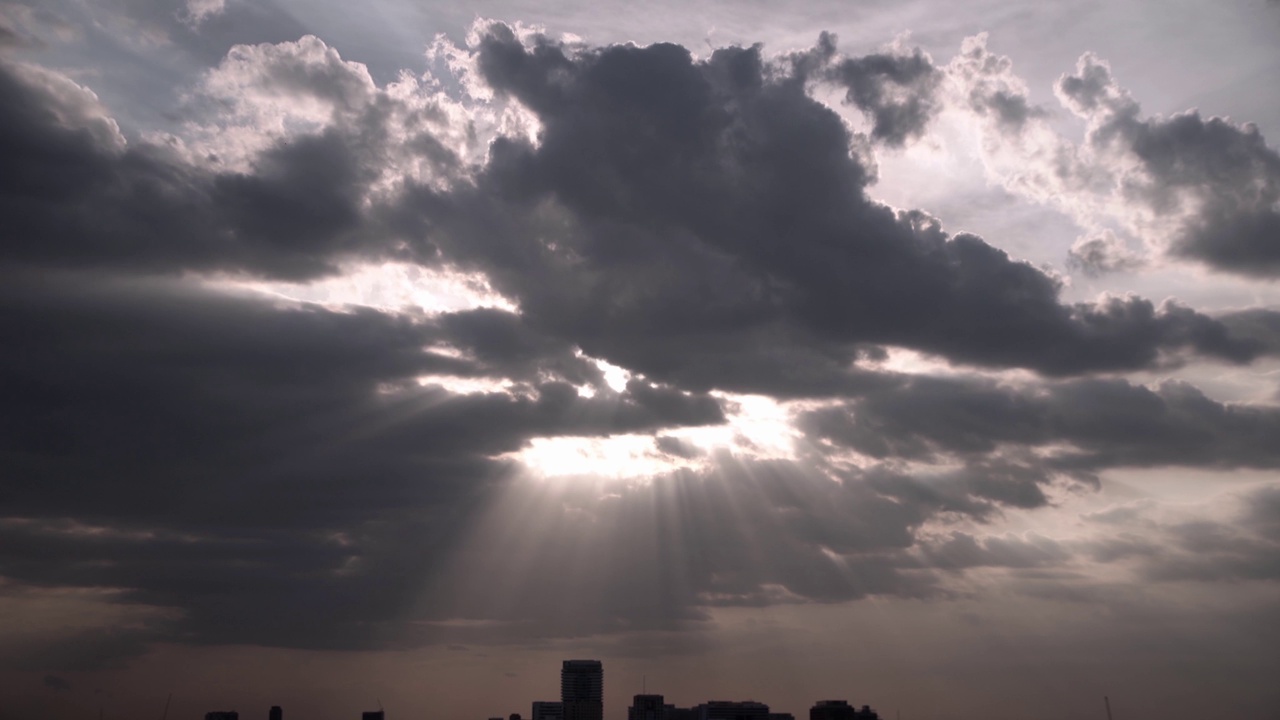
[2,0,1280,719]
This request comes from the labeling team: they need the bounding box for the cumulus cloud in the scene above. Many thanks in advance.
[403,25,1277,384]
[950,37,1280,277]
[1067,230,1145,275]
[791,31,943,147]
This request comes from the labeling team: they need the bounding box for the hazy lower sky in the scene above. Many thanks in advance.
[3,1,1280,719]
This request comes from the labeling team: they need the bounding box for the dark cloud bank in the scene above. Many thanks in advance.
[2,19,1280,674]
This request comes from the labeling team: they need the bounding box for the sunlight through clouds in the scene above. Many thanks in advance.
[510,393,805,481]
[233,261,518,313]
[4,2,1280,717]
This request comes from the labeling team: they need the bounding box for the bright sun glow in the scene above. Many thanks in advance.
[513,434,684,479]
[508,393,803,481]
[228,261,518,313]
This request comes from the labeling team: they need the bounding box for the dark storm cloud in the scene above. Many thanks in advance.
[0,273,727,652]
[0,56,419,280]
[801,31,943,146]
[1057,54,1280,276]
[1217,309,1280,357]
[4,18,1280,668]
[801,374,1280,471]
[0,274,724,524]
[860,459,1068,519]
[431,308,605,386]
[0,277,1059,652]
[3,28,1276,387]
[399,25,1276,390]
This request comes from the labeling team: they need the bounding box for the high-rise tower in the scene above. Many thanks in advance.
[561,660,603,720]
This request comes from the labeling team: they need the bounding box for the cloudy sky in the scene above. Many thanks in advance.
[2,0,1279,718]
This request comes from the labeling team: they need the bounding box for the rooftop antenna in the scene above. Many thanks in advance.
[160,692,172,720]
[1104,696,1113,720]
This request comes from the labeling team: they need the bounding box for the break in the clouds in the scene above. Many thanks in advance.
[2,4,1280,719]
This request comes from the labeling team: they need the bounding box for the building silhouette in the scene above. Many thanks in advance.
[810,701,879,720]
[666,707,698,720]
[694,701,771,720]
[533,700,565,720]
[269,707,282,720]
[205,713,239,720]
[362,711,385,720]
[629,694,667,720]
[561,660,603,720]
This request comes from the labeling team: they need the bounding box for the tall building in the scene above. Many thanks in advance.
[362,711,385,720]
[629,694,666,720]
[533,701,564,720]
[561,660,603,720]
[205,713,239,720]
[269,707,283,720]
[809,701,878,720]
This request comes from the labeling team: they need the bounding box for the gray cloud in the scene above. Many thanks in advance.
[401,25,1276,387]
[919,532,1070,571]
[818,32,942,147]
[1058,54,1280,276]
[2,30,1275,387]
[0,273,725,524]
[0,271,731,653]
[1081,485,1280,584]
[3,19,1280,674]
[0,49,466,280]
[1067,230,1144,275]
[802,374,1280,472]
